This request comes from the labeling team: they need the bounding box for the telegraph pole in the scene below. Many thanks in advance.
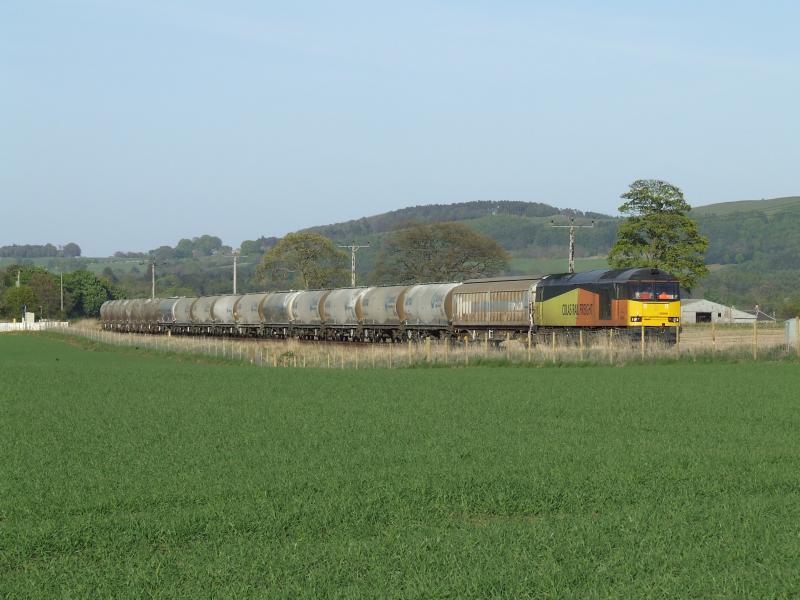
[550,217,594,273]
[60,271,64,313]
[151,261,156,299]
[337,241,370,287]
[233,250,239,294]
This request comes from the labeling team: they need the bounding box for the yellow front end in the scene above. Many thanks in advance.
[627,300,681,328]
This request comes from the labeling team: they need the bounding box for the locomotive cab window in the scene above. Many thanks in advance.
[599,287,612,320]
[628,282,679,301]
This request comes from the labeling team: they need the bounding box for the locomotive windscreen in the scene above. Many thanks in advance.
[628,281,679,301]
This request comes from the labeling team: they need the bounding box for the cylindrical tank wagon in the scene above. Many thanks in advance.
[292,290,330,338]
[212,295,241,333]
[233,293,270,334]
[402,283,460,331]
[358,285,408,341]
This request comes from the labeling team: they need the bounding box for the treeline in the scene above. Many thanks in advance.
[100,257,260,299]
[0,265,118,320]
[114,235,278,261]
[0,243,81,258]
[304,200,607,240]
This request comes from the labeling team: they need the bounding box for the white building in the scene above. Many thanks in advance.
[681,299,774,324]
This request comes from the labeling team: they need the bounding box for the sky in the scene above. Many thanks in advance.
[2,1,799,256]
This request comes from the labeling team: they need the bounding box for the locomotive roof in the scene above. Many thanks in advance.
[539,268,678,286]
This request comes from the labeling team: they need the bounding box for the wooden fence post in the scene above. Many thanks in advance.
[641,324,645,360]
[711,319,715,353]
[796,316,800,359]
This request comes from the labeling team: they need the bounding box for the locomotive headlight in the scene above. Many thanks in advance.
[668,317,680,323]
[630,316,642,322]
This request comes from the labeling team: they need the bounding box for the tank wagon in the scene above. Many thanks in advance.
[100,268,681,343]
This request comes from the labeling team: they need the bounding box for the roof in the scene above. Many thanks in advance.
[538,268,678,287]
[461,275,542,284]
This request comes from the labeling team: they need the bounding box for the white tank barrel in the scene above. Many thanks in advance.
[129,299,149,322]
[212,295,241,325]
[173,298,197,324]
[292,290,330,326]
[359,285,409,326]
[158,298,180,323]
[191,296,221,324]
[403,283,460,326]
[322,288,371,325]
[261,291,302,325]
[234,293,269,325]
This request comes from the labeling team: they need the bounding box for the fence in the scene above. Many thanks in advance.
[0,321,69,333]
[46,321,798,369]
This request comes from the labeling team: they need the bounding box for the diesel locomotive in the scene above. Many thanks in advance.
[100,267,681,343]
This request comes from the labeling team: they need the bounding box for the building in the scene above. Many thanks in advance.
[681,299,775,324]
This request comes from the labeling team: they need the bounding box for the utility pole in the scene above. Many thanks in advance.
[60,271,64,313]
[550,217,594,273]
[16,270,20,287]
[150,261,156,299]
[337,241,370,287]
[233,250,239,294]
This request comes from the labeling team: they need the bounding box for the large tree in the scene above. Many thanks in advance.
[64,270,117,317]
[608,179,708,290]
[256,233,348,289]
[1,285,36,319]
[373,222,510,284]
[28,273,62,317]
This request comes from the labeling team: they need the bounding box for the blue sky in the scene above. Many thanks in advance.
[2,1,798,255]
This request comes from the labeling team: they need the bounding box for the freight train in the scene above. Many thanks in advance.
[100,267,681,344]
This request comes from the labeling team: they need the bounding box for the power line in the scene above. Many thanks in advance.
[337,241,370,287]
[550,217,594,274]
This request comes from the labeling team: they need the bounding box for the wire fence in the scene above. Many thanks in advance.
[46,320,799,369]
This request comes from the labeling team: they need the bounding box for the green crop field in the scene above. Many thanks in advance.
[2,334,800,597]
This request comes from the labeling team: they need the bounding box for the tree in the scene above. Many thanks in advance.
[256,233,348,289]
[373,222,510,284]
[175,238,194,259]
[0,264,50,287]
[28,273,61,317]
[240,236,278,256]
[608,180,708,290]
[62,242,82,257]
[2,285,36,319]
[64,270,117,317]
[193,235,223,257]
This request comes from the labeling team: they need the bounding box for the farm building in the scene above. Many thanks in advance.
[681,299,775,324]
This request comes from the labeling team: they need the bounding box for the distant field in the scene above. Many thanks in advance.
[509,256,609,275]
[692,195,800,217]
[0,256,142,274]
[2,334,800,597]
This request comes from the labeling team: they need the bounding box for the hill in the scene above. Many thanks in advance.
[302,200,617,277]
[691,196,800,217]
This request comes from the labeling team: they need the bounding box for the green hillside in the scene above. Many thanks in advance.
[691,196,800,217]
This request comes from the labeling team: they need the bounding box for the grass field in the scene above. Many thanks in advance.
[2,334,800,597]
